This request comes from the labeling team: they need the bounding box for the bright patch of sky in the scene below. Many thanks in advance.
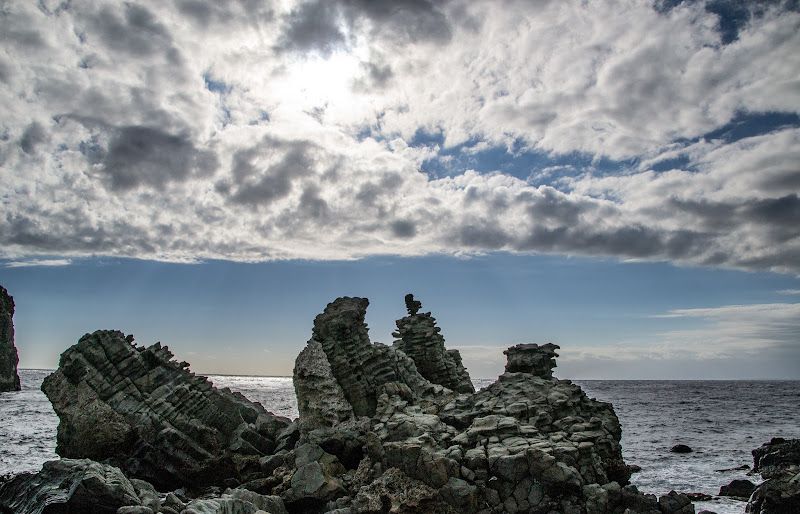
[1,0,798,378]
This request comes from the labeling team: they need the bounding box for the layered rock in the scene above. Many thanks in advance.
[41,330,291,489]
[392,294,474,394]
[0,458,143,514]
[0,284,21,392]
[747,438,800,514]
[291,295,690,514]
[305,297,449,418]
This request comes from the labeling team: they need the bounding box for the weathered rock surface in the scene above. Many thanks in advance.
[0,458,142,514]
[290,295,692,514]
[719,478,756,499]
[747,438,800,514]
[303,297,450,418]
[41,330,291,489]
[0,284,21,392]
[392,294,474,394]
[293,340,355,434]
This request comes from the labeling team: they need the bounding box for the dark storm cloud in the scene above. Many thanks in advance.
[20,122,47,155]
[277,1,346,56]
[175,0,274,28]
[298,184,330,219]
[223,139,317,207]
[84,3,180,62]
[391,220,417,238]
[92,125,219,191]
[277,0,451,55]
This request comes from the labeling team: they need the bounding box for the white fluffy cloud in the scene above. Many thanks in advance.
[1,0,798,272]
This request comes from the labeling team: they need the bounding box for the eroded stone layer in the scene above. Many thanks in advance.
[392,294,474,394]
[42,330,291,489]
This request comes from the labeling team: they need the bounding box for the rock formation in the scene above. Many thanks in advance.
[392,294,474,394]
[7,295,698,514]
[289,295,692,514]
[0,284,21,392]
[747,438,800,514]
[41,330,292,490]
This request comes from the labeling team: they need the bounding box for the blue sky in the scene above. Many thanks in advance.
[1,0,799,378]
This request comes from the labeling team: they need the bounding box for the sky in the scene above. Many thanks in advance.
[1,0,799,379]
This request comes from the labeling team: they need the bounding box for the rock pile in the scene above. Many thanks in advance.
[392,294,474,394]
[2,294,698,514]
[747,438,800,514]
[0,284,21,392]
[40,330,292,490]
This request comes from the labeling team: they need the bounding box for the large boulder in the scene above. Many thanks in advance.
[0,284,21,392]
[748,438,800,514]
[41,330,291,490]
[0,458,142,514]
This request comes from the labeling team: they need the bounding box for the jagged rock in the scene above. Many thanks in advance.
[41,330,291,490]
[392,294,474,394]
[503,342,558,379]
[747,438,800,514]
[350,467,458,513]
[302,297,449,418]
[288,295,684,514]
[752,438,800,479]
[658,490,695,513]
[183,487,287,514]
[719,478,756,499]
[0,458,142,514]
[293,340,354,434]
[0,285,21,392]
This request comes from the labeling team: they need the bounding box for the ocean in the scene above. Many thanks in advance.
[2,370,798,514]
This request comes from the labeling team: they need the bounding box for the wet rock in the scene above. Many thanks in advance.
[752,438,800,479]
[671,444,693,454]
[392,294,474,394]
[658,490,695,513]
[0,458,142,514]
[719,478,756,499]
[41,330,291,489]
[686,492,713,501]
[747,438,800,514]
[0,284,21,393]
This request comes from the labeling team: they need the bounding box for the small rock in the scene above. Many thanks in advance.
[686,492,713,501]
[714,464,750,472]
[670,444,693,454]
[719,478,756,499]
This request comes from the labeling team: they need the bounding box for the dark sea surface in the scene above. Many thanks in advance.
[2,371,798,514]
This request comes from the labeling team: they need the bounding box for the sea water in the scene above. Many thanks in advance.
[2,371,799,514]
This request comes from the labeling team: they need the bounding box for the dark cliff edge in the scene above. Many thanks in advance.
[0,285,21,393]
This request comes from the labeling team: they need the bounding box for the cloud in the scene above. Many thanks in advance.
[4,259,72,268]
[0,0,797,273]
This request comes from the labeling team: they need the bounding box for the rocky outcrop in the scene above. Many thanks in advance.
[0,284,21,392]
[747,438,800,514]
[0,458,289,514]
[719,478,756,499]
[0,458,142,514]
[293,340,355,434]
[290,295,691,514]
[41,330,292,490]
[304,297,450,418]
[392,294,474,394]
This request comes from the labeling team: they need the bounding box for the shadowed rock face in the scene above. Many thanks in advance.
[306,297,446,418]
[0,285,21,392]
[41,330,291,490]
[748,438,800,514]
[392,294,474,394]
[289,296,667,514]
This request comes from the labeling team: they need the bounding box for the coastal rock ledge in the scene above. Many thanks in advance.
[0,284,21,392]
[2,295,697,514]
